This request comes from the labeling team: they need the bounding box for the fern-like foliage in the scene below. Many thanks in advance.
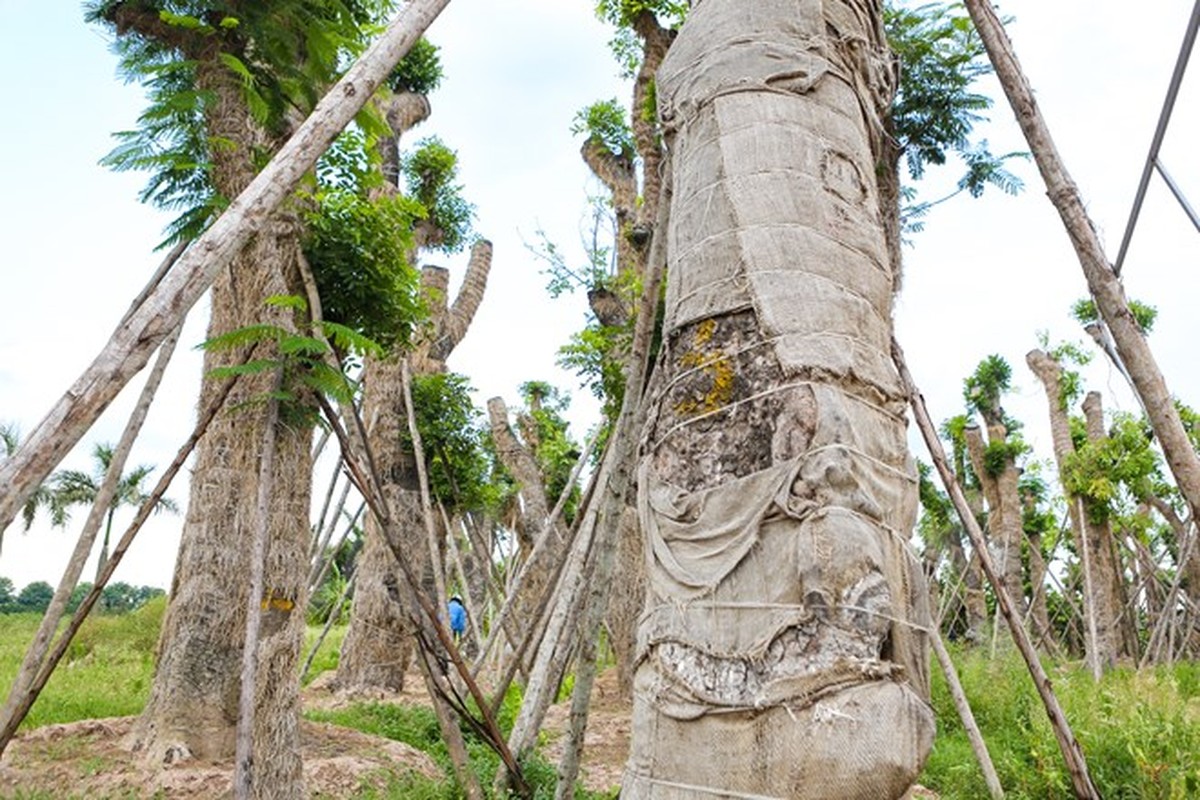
[86,0,397,245]
[201,295,383,424]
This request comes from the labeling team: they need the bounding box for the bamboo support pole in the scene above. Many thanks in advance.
[0,325,180,735]
[555,168,671,799]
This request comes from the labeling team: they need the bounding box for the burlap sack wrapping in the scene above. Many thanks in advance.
[622,1,935,797]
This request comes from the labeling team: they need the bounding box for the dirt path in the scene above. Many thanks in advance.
[0,715,438,799]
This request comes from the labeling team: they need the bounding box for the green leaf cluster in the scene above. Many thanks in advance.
[963,354,1012,423]
[594,0,688,30]
[558,323,630,426]
[302,184,425,350]
[886,2,991,179]
[387,37,443,95]
[202,295,380,424]
[518,382,583,523]
[406,373,508,516]
[571,99,636,161]
[402,137,475,253]
[916,460,961,554]
[1071,297,1158,334]
[87,0,397,244]
[982,438,1026,478]
[1064,412,1162,523]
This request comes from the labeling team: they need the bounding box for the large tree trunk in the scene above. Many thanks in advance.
[132,67,313,799]
[621,2,933,797]
[334,352,425,694]
[964,423,1025,621]
[337,245,492,693]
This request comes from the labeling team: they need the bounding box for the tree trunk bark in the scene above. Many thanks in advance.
[0,0,452,535]
[1080,391,1136,664]
[962,0,1200,532]
[621,3,933,796]
[337,245,492,693]
[964,422,1025,613]
[132,62,314,800]
[336,350,423,694]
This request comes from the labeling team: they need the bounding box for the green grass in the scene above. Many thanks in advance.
[305,685,613,799]
[0,599,164,730]
[302,620,348,685]
[5,605,1198,798]
[921,644,1200,799]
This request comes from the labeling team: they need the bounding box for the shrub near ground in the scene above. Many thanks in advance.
[921,644,1200,799]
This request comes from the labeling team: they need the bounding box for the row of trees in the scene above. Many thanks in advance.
[0,578,163,615]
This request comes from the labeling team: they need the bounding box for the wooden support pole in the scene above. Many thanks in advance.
[893,337,1099,800]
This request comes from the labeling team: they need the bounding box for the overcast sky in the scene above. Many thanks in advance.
[1,1,1197,591]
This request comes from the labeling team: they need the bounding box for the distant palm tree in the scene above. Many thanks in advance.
[0,422,68,557]
[52,442,178,582]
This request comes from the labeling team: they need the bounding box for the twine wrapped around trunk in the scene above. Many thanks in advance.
[623,2,933,797]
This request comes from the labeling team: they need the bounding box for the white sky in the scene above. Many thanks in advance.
[0,0,1197,591]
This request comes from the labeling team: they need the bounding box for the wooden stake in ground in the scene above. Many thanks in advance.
[894,337,1099,800]
[234,377,283,800]
[0,0,452,534]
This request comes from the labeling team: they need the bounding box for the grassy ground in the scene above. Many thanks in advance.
[923,643,1200,799]
[2,609,1198,797]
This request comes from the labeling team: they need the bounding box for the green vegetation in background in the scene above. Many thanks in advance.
[922,644,1200,799]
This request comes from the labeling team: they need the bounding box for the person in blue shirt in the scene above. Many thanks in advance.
[448,595,467,645]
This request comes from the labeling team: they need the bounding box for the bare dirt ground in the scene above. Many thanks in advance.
[0,667,936,798]
[0,715,438,799]
[541,667,630,795]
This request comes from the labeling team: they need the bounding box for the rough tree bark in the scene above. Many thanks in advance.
[963,422,1026,626]
[131,63,314,799]
[336,244,493,694]
[1080,391,1138,663]
[621,2,933,797]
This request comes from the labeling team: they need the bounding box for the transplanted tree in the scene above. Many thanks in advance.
[621,1,934,795]
[330,108,490,696]
[85,2,399,793]
[961,355,1029,623]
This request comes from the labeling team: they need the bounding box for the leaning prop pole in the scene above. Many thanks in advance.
[961,0,1200,530]
[0,371,243,756]
[893,338,1099,799]
[0,0,452,533]
[555,168,671,800]
[0,325,180,736]
[930,629,1005,799]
